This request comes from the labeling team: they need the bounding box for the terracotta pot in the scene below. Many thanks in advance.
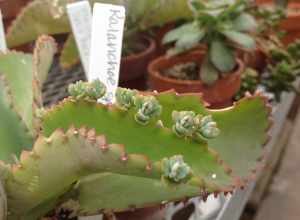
[280,3,300,45]
[148,51,244,107]
[119,36,156,90]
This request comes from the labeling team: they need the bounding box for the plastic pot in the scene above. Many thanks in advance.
[148,50,244,107]
[120,35,156,90]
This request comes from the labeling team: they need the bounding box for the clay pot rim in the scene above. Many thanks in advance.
[258,2,300,17]
[122,35,156,61]
[148,50,244,87]
[286,3,300,16]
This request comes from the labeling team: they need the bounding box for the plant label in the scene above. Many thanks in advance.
[0,10,7,53]
[66,1,92,75]
[89,3,126,104]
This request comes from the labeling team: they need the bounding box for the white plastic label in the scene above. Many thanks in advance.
[0,10,7,53]
[88,3,126,104]
[67,1,92,75]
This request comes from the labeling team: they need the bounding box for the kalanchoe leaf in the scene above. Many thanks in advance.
[200,56,219,85]
[134,95,162,125]
[163,23,197,45]
[175,29,205,51]
[162,155,191,183]
[196,115,220,140]
[115,88,137,110]
[222,30,256,50]
[210,40,236,73]
[68,80,106,101]
[234,13,257,32]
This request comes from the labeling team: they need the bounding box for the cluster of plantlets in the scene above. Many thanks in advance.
[0,34,271,220]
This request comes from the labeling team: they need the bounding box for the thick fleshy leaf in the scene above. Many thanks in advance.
[0,36,56,136]
[4,128,160,218]
[200,55,220,85]
[163,23,198,44]
[32,35,57,111]
[175,29,205,50]
[0,76,33,161]
[233,13,257,32]
[152,92,271,182]
[0,89,270,218]
[75,173,200,214]
[0,52,33,133]
[210,40,235,73]
[59,34,80,69]
[6,0,71,47]
[222,30,256,50]
[42,99,232,189]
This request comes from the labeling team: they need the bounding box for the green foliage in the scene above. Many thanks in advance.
[0,36,56,161]
[236,39,300,102]
[163,0,257,84]
[235,68,260,101]
[0,76,271,219]
[261,39,300,102]
[262,61,300,101]
[252,6,286,35]
[6,0,191,69]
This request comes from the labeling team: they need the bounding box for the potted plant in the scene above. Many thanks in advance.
[5,0,159,90]
[235,38,300,102]
[255,0,300,44]
[244,4,287,71]
[148,0,257,107]
[0,34,271,219]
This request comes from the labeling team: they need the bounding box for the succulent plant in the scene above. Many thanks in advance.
[163,0,257,85]
[0,67,271,220]
[0,3,271,219]
[235,38,300,102]
[6,0,191,69]
[235,68,260,101]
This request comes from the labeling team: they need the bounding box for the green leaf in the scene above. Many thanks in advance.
[222,30,256,50]
[163,23,197,44]
[200,56,219,85]
[0,76,33,162]
[210,40,236,72]
[0,52,34,133]
[175,29,205,50]
[233,13,257,32]
[153,92,270,181]
[6,0,71,47]
[59,34,80,69]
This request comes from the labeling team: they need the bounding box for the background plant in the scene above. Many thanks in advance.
[162,0,257,85]
[236,40,300,102]
[6,0,192,68]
